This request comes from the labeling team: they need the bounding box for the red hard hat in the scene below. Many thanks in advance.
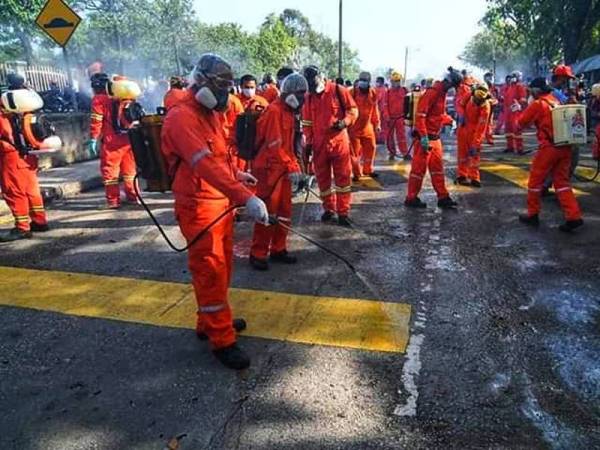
[553,64,575,78]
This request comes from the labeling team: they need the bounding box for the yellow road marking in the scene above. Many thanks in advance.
[480,161,588,196]
[575,165,600,184]
[352,176,383,190]
[0,267,410,353]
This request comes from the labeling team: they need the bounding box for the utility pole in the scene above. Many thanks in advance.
[338,0,343,79]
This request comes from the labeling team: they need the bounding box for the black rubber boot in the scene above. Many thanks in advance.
[321,211,337,223]
[352,176,361,182]
[270,250,298,264]
[338,215,353,228]
[455,176,470,186]
[30,222,50,232]
[197,318,247,341]
[519,214,540,227]
[503,148,514,154]
[212,343,251,370]
[403,154,412,161]
[559,219,584,233]
[0,228,32,243]
[388,155,396,162]
[438,197,458,209]
[404,197,427,208]
[249,255,269,271]
[367,172,380,179]
[470,180,482,188]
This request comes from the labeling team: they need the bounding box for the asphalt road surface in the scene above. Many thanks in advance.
[0,133,599,450]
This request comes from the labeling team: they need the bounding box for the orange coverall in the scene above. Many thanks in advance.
[161,92,254,349]
[517,93,581,221]
[406,81,452,201]
[251,97,300,260]
[90,93,137,207]
[485,83,499,144]
[222,94,246,171]
[237,94,269,112]
[495,84,508,134]
[163,88,187,111]
[504,82,528,152]
[455,78,475,180]
[464,98,492,182]
[303,81,358,216]
[383,86,409,156]
[349,88,380,177]
[261,84,280,103]
[0,112,47,231]
[375,85,387,143]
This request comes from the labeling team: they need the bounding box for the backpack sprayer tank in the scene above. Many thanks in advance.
[128,113,171,192]
[551,104,587,146]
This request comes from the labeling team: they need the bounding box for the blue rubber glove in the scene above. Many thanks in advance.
[87,139,98,157]
[468,147,478,157]
[420,136,430,151]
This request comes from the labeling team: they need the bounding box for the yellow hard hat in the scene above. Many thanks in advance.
[390,71,403,82]
[592,83,600,97]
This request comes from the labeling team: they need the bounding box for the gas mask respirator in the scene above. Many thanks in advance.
[285,93,305,111]
[195,85,230,112]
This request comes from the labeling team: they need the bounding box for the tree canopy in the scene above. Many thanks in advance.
[462,0,600,74]
[0,1,361,81]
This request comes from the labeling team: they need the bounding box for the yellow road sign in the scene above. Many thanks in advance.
[35,0,81,47]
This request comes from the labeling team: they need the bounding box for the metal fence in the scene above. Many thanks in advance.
[0,62,69,91]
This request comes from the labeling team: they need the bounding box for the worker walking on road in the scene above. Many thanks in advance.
[249,73,307,271]
[517,78,583,232]
[404,68,462,209]
[161,54,269,370]
[349,71,381,179]
[504,71,528,154]
[88,73,138,209]
[383,71,410,161]
[0,89,50,242]
[455,72,476,185]
[464,84,492,187]
[302,65,358,227]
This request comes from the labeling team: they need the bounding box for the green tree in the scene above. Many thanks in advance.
[0,0,46,64]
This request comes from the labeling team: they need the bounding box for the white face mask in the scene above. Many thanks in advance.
[315,81,325,94]
[242,88,256,98]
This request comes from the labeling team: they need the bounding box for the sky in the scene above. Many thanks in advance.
[193,0,488,79]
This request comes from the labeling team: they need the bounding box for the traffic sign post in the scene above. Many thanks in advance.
[35,0,81,110]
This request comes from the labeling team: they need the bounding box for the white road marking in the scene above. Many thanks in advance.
[394,333,424,417]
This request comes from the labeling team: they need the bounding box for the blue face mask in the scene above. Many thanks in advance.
[358,80,369,90]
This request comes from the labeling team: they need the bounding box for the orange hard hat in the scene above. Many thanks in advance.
[553,64,575,79]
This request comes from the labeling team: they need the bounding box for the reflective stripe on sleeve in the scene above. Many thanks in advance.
[190,149,212,167]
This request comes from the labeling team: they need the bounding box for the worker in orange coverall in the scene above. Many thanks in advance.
[349,71,381,179]
[302,65,358,227]
[161,54,269,370]
[483,72,498,145]
[504,71,528,154]
[249,73,307,271]
[87,73,137,208]
[455,73,476,185]
[163,76,187,111]
[375,76,388,143]
[384,71,410,160]
[237,74,269,112]
[463,84,492,187]
[260,73,279,103]
[0,109,49,242]
[517,77,583,233]
[404,68,462,209]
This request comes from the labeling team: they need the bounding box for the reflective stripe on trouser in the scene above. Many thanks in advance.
[314,140,352,216]
[386,119,408,156]
[100,143,138,205]
[527,146,582,221]
[0,151,46,231]
[467,149,481,182]
[456,126,469,179]
[350,133,376,176]
[406,139,449,201]
[175,198,236,350]
[251,171,292,260]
